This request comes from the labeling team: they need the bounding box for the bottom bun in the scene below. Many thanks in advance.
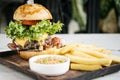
[19,51,42,60]
[19,48,60,60]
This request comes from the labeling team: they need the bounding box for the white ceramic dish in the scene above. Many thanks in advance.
[29,55,70,76]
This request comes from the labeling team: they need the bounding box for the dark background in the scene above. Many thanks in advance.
[0,0,120,33]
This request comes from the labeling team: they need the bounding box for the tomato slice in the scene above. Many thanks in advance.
[22,20,39,25]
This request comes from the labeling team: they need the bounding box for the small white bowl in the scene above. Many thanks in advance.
[29,55,70,76]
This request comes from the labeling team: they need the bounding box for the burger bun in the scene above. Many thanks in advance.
[19,51,42,60]
[13,4,52,21]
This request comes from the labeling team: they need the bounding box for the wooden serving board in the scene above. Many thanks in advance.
[0,51,120,80]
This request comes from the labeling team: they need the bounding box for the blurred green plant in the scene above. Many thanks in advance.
[101,0,120,19]
[114,0,120,14]
[72,0,86,32]
[100,0,112,19]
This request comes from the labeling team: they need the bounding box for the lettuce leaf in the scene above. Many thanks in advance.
[5,20,63,40]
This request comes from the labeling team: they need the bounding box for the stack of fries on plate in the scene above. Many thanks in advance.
[39,43,120,71]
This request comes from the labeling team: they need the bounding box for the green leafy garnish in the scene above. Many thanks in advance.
[5,20,63,40]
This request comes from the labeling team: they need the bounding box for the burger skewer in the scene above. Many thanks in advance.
[27,0,34,4]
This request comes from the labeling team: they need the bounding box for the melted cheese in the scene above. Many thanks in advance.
[15,34,48,47]
[15,38,28,47]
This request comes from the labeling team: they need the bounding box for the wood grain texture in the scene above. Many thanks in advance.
[0,51,120,80]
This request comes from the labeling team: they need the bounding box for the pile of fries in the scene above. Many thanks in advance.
[39,43,120,71]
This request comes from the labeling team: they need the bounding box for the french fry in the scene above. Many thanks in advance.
[59,43,111,55]
[79,48,110,58]
[102,49,111,55]
[69,43,111,54]
[89,47,111,55]
[71,63,102,71]
[72,50,97,59]
[59,43,83,54]
[110,54,120,63]
[65,54,112,66]
[37,48,60,55]
[59,46,73,55]
[46,48,61,54]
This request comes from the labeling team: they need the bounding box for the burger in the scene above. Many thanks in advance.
[5,4,63,59]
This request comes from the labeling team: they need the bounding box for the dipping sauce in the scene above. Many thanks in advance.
[35,56,66,64]
[29,55,70,76]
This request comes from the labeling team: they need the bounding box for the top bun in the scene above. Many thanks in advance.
[13,4,52,21]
